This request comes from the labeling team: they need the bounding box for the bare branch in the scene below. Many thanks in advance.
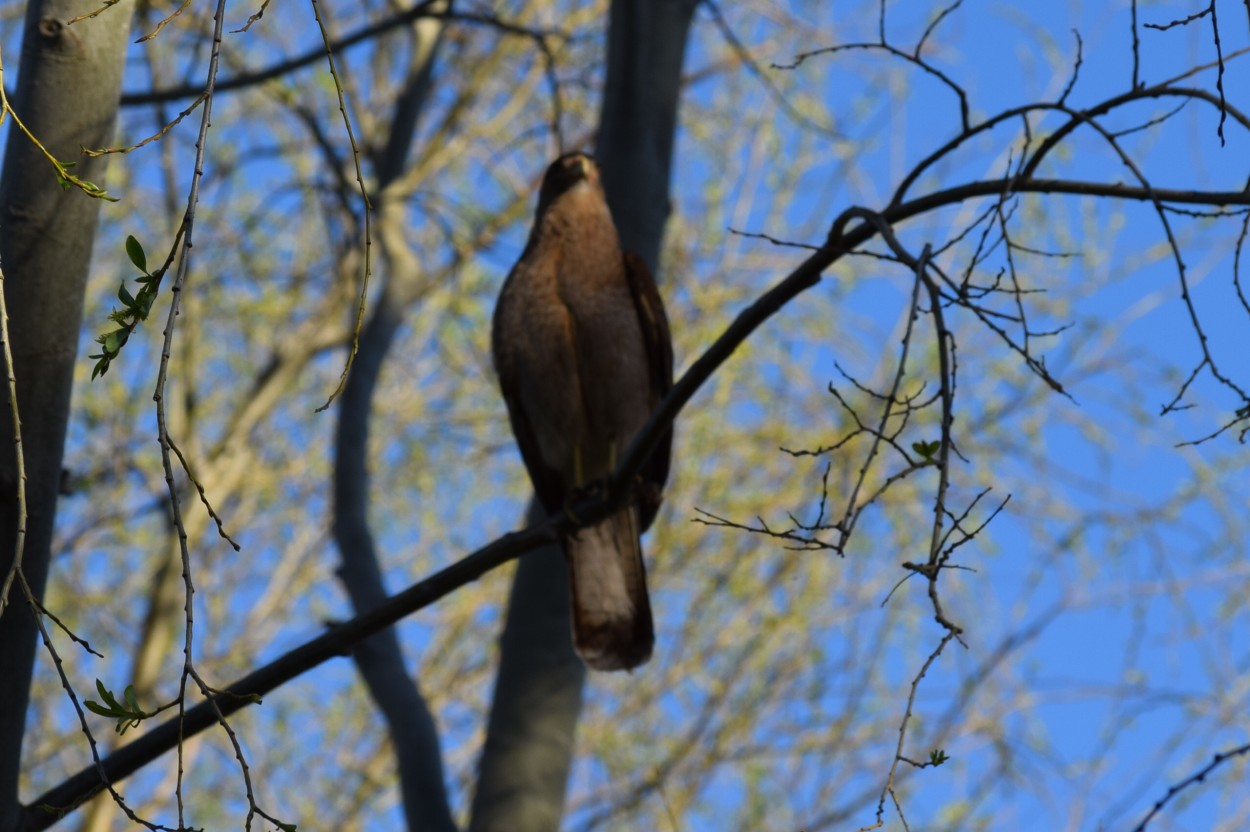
[1058,29,1083,106]
[774,40,970,132]
[1131,741,1250,832]
[119,3,573,107]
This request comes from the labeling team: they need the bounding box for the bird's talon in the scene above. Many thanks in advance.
[564,479,606,530]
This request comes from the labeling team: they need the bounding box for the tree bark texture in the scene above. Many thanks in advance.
[469,1,696,829]
[0,2,134,830]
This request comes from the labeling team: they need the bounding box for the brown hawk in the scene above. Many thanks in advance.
[492,152,673,671]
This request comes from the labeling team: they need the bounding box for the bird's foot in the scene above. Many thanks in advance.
[564,478,609,531]
[633,477,662,514]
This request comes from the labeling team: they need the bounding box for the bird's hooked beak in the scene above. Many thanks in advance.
[574,154,597,183]
[557,153,598,187]
[537,153,602,215]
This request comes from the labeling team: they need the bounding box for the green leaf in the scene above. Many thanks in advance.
[118,282,135,309]
[83,699,113,717]
[125,235,148,273]
[911,440,941,461]
[137,287,155,317]
[84,679,149,734]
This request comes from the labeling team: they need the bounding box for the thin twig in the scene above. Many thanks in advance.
[0,263,25,614]
[310,0,372,412]
[1131,741,1250,832]
[858,632,958,831]
[84,93,207,157]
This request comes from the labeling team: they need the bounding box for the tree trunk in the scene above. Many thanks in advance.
[467,508,586,832]
[0,2,134,830]
[469,2,697,829]
[596,0,698,273]
[332,4,458,830]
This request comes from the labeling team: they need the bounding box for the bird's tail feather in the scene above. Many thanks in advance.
[566,506,653,671]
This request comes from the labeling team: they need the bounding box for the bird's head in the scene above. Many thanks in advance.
[537,152,602,214]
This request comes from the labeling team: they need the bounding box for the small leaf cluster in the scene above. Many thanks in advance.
[90,235,160,379]
[83,679,151,735]
[55,159,118,202]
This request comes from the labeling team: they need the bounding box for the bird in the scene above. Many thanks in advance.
[491,152,673,671]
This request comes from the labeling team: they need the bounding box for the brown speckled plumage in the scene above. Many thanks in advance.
[492,153,673,671]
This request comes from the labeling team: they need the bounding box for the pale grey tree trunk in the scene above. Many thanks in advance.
[468,2,697,830]
[467,507,586,832]
[0,2,135,830]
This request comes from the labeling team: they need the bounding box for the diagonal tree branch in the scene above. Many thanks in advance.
[19,520,558,832]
